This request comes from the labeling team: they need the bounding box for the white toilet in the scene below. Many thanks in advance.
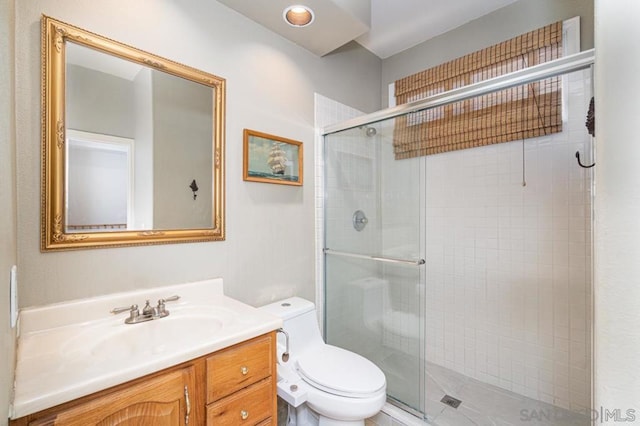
[260,297,387,426]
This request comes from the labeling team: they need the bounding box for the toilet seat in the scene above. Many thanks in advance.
[296,345,386,398]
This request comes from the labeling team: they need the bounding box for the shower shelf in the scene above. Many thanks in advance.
[323,248,425,266]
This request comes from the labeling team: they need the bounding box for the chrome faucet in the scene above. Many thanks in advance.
[111,295,180,324]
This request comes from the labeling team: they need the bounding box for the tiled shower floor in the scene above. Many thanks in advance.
[367,362,589,426]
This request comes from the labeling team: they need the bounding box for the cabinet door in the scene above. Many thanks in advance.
[29,365,197,426]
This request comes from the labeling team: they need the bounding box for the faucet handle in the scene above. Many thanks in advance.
[156,295,180,317]
[111,304,140,324]
[111,304,138,315]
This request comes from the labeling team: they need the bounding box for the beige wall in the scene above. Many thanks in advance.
[594,0,640,413]
[381,0,594,106]
[14,0,381,309]
[0,0,17,422]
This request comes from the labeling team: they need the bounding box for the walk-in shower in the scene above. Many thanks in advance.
[320,49,594,424]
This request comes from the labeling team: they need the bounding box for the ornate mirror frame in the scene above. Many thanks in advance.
[41,16,225,250]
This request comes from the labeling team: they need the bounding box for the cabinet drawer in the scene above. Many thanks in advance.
[206,334,273,402]
[206,378,273,425]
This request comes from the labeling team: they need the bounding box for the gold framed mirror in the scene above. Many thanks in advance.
[41,16,225,250]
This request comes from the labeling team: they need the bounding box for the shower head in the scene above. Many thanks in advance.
[360,126,377,137]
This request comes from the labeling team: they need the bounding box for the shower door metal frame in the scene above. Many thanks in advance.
[321,49,594,137]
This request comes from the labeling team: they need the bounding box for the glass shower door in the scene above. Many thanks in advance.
[323,120,425,415]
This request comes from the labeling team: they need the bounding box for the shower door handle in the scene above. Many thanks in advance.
[324,248,425,266]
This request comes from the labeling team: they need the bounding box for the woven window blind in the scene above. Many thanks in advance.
[393,21,563,160]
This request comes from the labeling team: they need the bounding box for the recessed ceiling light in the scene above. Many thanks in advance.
[283,5,314,27]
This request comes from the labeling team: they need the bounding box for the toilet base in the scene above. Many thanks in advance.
[319,416,364,426]
[288,404,365,426]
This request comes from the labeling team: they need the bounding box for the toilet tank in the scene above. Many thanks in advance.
[260,297,314,320]
[260,297,325,358]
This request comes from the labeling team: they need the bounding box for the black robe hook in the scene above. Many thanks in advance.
[575,151,595,169]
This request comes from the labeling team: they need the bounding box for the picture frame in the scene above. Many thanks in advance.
[243,129,303,186]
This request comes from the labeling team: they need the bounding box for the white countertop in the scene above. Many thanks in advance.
[11,278,282,419]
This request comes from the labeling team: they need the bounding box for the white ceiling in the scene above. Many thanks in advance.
[216,0,371,57]
[357,0,519,59]
[217,0,519,59]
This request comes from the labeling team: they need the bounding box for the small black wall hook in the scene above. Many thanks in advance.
[575,151,595,168]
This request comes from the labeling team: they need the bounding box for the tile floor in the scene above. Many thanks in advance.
[367,362,589,426]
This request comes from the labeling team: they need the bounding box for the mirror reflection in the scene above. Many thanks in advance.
[41,16,225,250]
[65,43,213,232]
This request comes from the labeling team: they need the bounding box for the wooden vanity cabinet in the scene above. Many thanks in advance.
[205,333,276,425]
[10,332,276,426]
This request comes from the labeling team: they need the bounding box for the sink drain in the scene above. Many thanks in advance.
[440,394,462,409]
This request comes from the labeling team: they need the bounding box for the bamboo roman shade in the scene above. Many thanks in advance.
[393,21,563,160]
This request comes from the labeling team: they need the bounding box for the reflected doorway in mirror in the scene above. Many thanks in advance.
[65,130,134,233]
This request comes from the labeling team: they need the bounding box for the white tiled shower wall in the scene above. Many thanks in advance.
[315,68,592,412]
[378,69,593,411]
[423,70,592,411]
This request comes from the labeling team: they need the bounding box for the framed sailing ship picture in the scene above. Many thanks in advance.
[243,129,303,186]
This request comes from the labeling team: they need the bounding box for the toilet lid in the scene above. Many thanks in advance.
[296,345,386,398]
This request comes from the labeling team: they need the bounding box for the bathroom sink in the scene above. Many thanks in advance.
[63,308,235,363]
[12,278,284,420]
